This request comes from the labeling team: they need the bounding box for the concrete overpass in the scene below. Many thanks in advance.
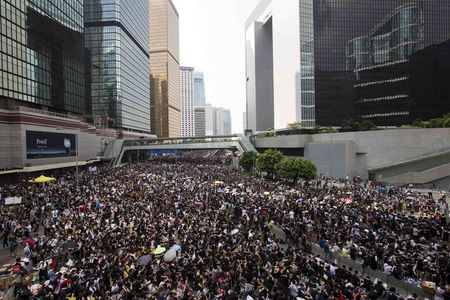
[108,135,256,167]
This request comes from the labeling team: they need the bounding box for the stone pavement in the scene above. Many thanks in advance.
[0,245,23,266]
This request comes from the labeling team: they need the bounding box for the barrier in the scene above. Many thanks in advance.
[310,244,434,298]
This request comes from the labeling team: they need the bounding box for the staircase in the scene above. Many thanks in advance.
[237,134,257,153]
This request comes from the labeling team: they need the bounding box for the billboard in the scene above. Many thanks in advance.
[26,130,77,159]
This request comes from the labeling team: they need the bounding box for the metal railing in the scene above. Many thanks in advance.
[122,135,255,149]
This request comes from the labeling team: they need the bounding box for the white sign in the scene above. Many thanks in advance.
[5,197,22,205]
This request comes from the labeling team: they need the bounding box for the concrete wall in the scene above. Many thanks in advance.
[0,109,117,171]
[305,142,354,178]
[0,124,22,169]
[19,124,105,168]
[255,128,450,183]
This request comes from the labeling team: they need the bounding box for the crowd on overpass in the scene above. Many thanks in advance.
[0,155,448,299]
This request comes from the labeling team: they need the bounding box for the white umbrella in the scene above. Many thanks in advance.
[163,250,177,262]
[230,229,239,235]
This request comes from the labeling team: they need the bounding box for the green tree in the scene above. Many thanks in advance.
[264,128,275,137]
[443,113,450,128]
[256,149,283,179]
[340,119,361,131]
[275,157,318,182]
[239,151,258,173]
[429,118,444,128]
[359,120,377,131]
[287,121,304,130]
[275,157,301,182]
[298,159,317,180]
[341,119,377,131]
[319,127,338,134]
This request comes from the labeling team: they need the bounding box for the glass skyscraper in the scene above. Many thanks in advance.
[313,0,450,126]
[84,0,151,133]
[0,0,85,114]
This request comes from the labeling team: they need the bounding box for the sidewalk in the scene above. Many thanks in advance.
[0,245,23,266]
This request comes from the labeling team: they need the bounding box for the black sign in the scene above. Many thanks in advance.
[26,130,77,159]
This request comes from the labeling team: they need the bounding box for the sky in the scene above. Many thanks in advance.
[172,0,260,134]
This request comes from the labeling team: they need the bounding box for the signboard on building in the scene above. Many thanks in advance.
[26,130,77,159]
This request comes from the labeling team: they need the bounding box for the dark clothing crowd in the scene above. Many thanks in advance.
[0,156,449,299]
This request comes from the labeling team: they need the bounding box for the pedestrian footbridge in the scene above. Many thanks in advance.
[104,135,256,167]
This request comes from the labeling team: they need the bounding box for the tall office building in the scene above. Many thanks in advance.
[246,0,450,129]
[149,0,180,137]
[246,0,302,131]
[193,71,206,136]
[180,66,194,137]
[205,103,214,136]
[1,0,85,115]
[223,109,232,135]
[214,107,224,136]
[205,104,232,136]
[84,0,151,135]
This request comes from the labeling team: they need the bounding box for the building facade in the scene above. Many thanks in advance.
[246,0,302,131]
[180,66,194,137]
[313,0,450,126]
[1,0,85,115]
[149,0,180,137]
[84,0,151,134]
[193,71,206,136]
[222,109,232,135]
[205,104,232,136]
[205,103,214,136]
[247,0,450,129]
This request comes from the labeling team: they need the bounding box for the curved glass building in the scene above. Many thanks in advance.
[313,0,450,126]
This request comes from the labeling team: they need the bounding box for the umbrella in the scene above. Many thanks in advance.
[136,255,152,266]
[230,229,239,235]
[270,227,287,242]
[163,250,176,262]
[264,192,270,196]
[59,241,79,250]
[170,244,181,252]
[152,247,166,255]
[29,175,56,183]
[344,198,353,205]
[214,181,224,185]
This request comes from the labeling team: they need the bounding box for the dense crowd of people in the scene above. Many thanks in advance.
[0,156,448,299]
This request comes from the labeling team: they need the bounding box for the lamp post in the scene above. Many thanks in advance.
[330,132,333,178]
[76,132,79,192]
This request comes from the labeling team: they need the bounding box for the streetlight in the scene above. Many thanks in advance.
[76,132,79,192]
[330,131,333,178]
